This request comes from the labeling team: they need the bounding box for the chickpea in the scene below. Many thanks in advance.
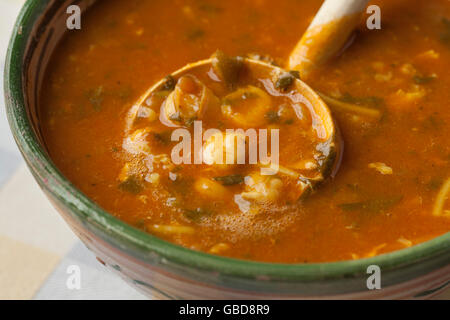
[221,85,272,127]
[194,177,232,200]
[202,131,247,168]
[241,173,283,202]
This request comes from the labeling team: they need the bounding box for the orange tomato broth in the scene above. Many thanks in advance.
[39,0,450,263]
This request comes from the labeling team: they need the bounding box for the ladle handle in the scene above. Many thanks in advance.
[289,0,370,77]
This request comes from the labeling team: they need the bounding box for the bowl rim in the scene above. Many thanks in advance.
[4,0,450,282]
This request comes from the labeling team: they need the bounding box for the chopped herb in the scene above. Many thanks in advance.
[186,27,205,40]
[86,86,104,111]
[118,86,133,100]
[284,119,294,125]
[171,166,183,173]
[341,93,384,108]
[427,178,442,191]
[264,110,280,123]
[440,18,450,45]
[346,183,361,193]
[184,117,197,127]
[183,207,212,222]
[198,3,223,14]
[124,42,148,50]
[422,114,443,130]
[318,92,383,119]
[338,196,402,214]
[211,50,244,88]
[290,70,300,79]
[275,71,300,92]
[413,75,435,84]
[153,131,171,145]
[118,175,143,194]
[169,112,182,122]
[213,174,244,186]
[154,90,171,99]
[161,75,176,91]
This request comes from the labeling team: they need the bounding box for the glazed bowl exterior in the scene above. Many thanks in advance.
[4,0,450,299]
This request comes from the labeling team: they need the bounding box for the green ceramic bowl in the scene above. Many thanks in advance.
[4,0,450,299]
